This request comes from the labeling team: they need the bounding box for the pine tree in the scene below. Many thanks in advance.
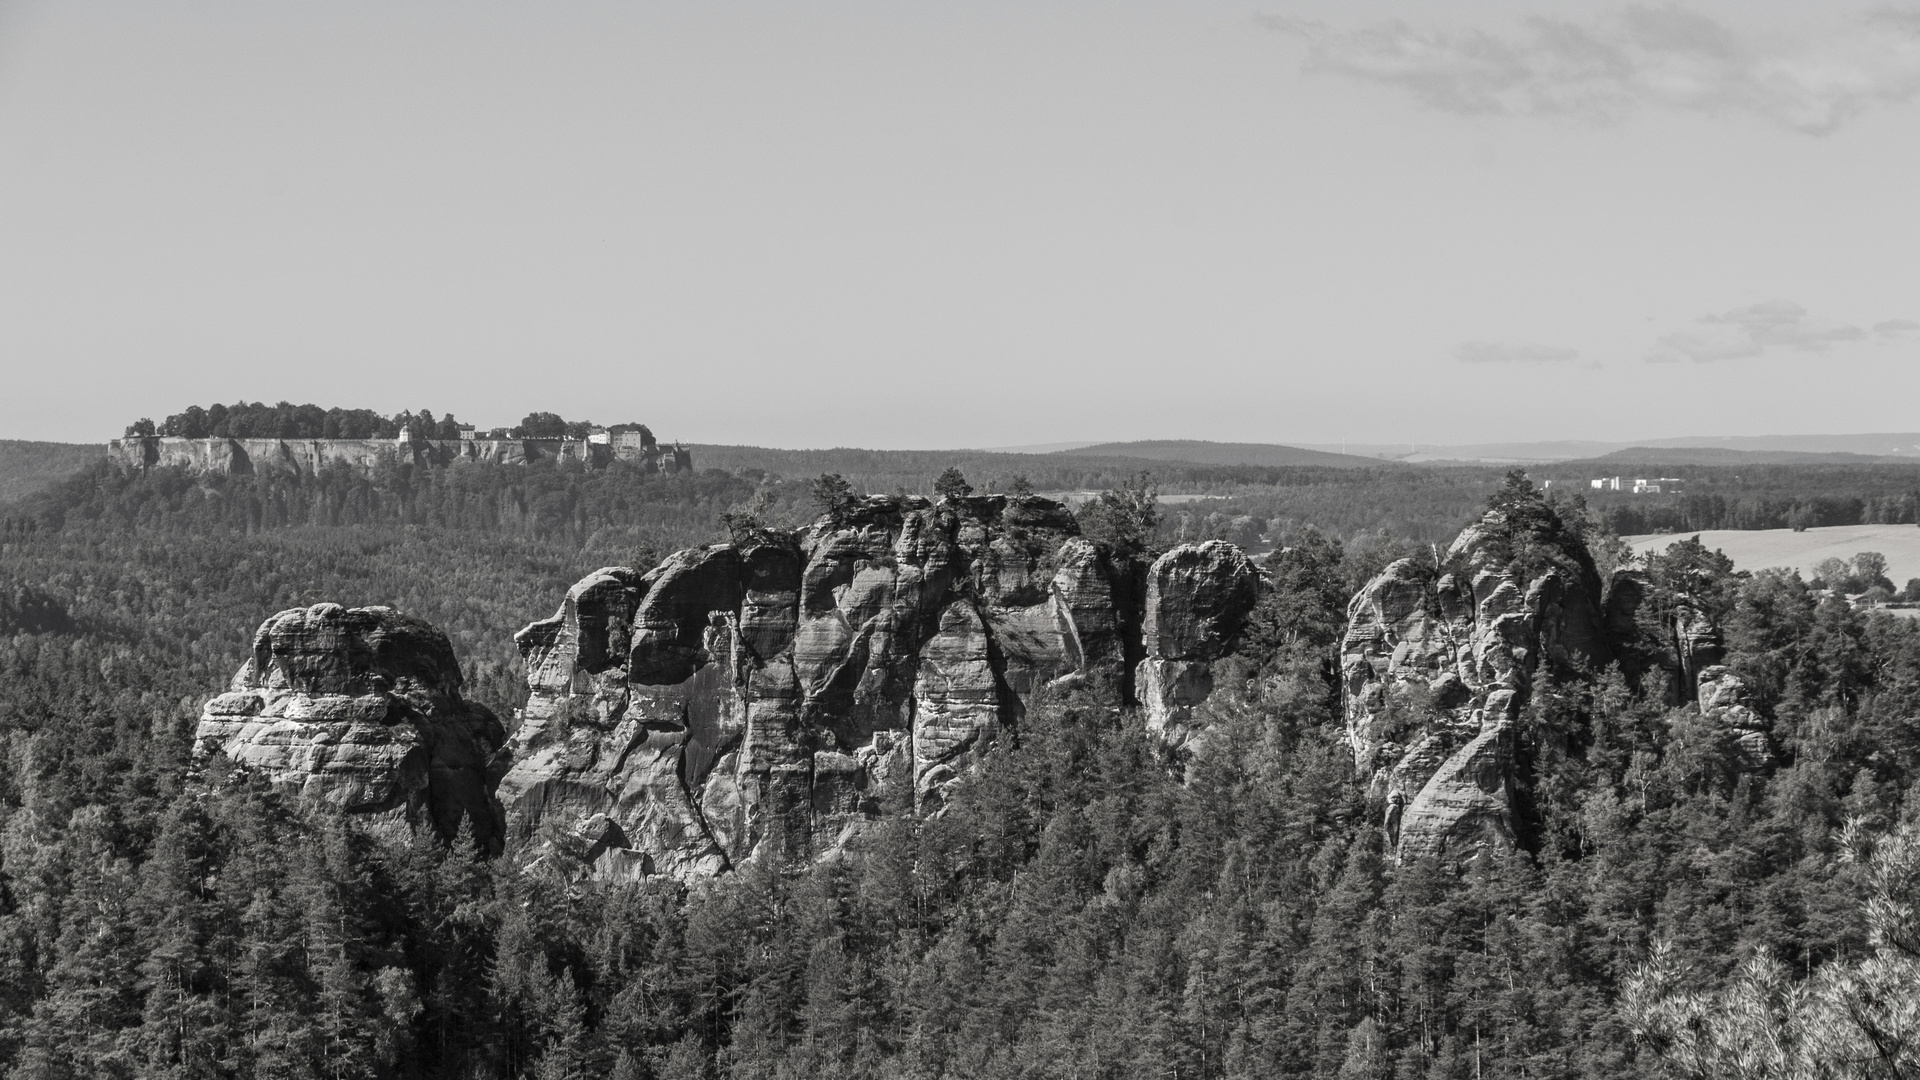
[1624,822,1920,1080]
[130,797,234,1078]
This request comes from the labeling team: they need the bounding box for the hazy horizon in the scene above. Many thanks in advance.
[2,0,1915,448]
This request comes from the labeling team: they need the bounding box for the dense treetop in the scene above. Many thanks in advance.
[123,402,655,443]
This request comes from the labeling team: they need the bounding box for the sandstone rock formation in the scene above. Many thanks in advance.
[1695,665,1774,770]
[1137,540,1261,752]
[1341,506,1609,863]
[496,495,1261,879]
[192,603,507,850]
[1340,502,1774,864]
[183,496,1262,879]
[107,432,689,478]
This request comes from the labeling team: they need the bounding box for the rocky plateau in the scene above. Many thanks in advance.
[108,432,691,478]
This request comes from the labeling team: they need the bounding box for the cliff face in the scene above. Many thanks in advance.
[193,603,508,850]
[106,434,689,477]
[495,495,1262,880]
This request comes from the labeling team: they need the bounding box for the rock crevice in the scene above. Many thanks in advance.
[497,494,1261,879]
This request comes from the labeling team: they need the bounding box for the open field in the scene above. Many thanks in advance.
[1627,523,1920,587]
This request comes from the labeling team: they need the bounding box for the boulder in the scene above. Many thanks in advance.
[193,603,507,849]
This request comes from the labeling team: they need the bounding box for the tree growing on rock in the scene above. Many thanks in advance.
[933,468,972,501]
[1075,471,1160,562]
[1476,468,1596,585]
[719,489,780,546]
[809,473,856,525]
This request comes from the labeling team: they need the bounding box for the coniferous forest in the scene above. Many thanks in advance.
[1,457,1918,1079]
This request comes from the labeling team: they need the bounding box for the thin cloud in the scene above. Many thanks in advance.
[1646,299,1900,362]
[1268,6,1920,135]
[1454,341,1580,364]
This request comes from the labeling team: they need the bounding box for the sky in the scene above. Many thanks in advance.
[0,0,1916,449]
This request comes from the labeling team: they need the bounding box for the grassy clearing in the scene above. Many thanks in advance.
[1627,522,1920,586]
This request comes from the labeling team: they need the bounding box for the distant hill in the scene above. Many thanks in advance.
[1301,433,1920,464]
[1298,440,1623,463]
[685,443,1394,496]
[1586,447,1896,466]
[971,440,1101,454]
[1054,440,1392,470]
[1639,433,1920,457]
[0,440,101,504]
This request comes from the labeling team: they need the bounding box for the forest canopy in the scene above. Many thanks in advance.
[123,402,655,443]
[1,459,1920,1075]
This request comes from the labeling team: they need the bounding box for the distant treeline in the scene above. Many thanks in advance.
[690,444,1406,494]
[2,457,752,549]
[1552,463,1920,534]
[125,401,652,443]
[1597,493,1920,534]
[1216,462,1920,545]
[21,440,1920,551]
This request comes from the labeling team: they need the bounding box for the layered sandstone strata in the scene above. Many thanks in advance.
[193,603,507,849]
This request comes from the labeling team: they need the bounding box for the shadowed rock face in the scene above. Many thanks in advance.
[1137,540,1261,752]
[497,495,1263,880]
[1602,568,1726,704]
[193,603,507,850]
[1341,508,1611,864]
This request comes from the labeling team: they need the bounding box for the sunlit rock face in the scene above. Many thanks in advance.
[1695,666,1775,771]
[497,495,1266,880]
[107,432,689,478]
[193,603,507,850]
[1341,507,1612,864]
